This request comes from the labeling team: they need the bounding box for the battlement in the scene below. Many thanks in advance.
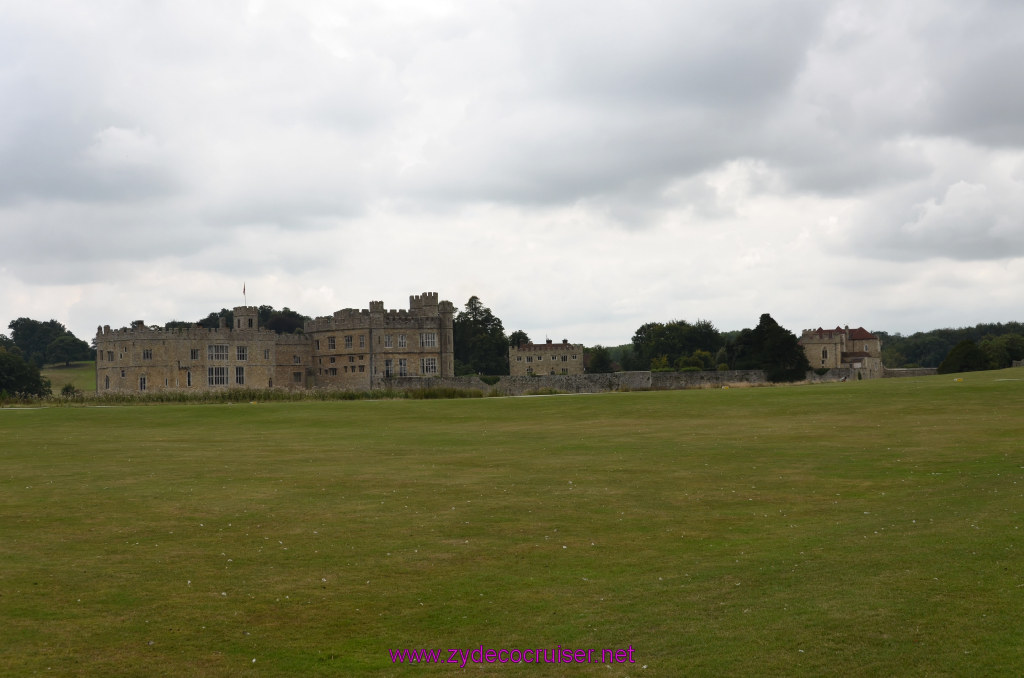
[305,293,453,331]
[95,321,282,342]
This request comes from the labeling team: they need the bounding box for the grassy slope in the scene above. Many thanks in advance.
[1,371,1022,676]
[40,361,96,393]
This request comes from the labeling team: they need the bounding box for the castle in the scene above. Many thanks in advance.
[508,339,584,377]
[95,293,455,393]
[798,326,883,378]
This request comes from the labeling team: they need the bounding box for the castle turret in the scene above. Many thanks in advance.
[233,306,259,331]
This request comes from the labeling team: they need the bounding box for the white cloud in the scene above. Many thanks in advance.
[2,0,1024,346]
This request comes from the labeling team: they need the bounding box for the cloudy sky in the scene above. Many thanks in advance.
[3,1,1023,347]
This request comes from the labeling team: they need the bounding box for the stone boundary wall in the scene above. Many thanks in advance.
[377,367,872,396]
[882,367,939,378]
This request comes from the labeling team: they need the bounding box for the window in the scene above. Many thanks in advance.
[561,355,568,362]
[315,340,320,350]
[384,334,393,348]
[248,318,253,328]
[330,357,336,364]
[120,369,126,378]
[237,346,248,361]
[359,365,365,372]
[264,349,270,360]
[209,344,228,361]
[293,371,302,383]
[107,351,114,361]
[142,349,152,360]
[328,336,336,350]
[398,334,407,348]
[527,356,533,363]
[420,332,436,347]
[235,366,245,385]
[384,359,393,377]
[822,348,828,359]
[421,357,438,375]
[345,335,353,349]
[561,368,568,375]
[328,368,337,376]
[398,358,408,377]
[359,335,365,348]
[349,356,355,363]
[516,356,522,362]
[208,366,228,385]
[104,375,110,389]
[190,349,200,361]
[186,371,192,387]
[293,355,301,364]
[139,375,147,391]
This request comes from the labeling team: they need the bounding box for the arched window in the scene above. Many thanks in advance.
[104,375,110,389]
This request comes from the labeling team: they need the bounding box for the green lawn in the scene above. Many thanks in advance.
[1,371,1022,676]
[41,360,96,393]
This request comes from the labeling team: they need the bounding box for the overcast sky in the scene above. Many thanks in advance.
[3,1,1023,347]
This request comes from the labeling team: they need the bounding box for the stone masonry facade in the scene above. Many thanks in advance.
[508,339,584,377]
[798,326,883,379]
[95,293,454,393]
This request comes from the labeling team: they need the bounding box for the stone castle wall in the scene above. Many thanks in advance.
[95,293,453,393]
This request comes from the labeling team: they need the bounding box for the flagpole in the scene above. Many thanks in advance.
[243,282,247,307]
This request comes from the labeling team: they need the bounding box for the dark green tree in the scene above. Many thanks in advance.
[47,334,91,367]
[197,309,234,330]
[937,340,990,374]
[8,318,92,366]
[0,348,51,396]
[262,307,309,334]
[453,296,508,375]
[630,318,722,370]
[508,330,531,349]
[728,313,810,382]
[587,345,613,373]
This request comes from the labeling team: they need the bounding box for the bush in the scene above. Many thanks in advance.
[478,375,501,386]
[938,340,990,374]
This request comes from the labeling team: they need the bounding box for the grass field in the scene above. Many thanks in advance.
[1,371,1023,676]
[40,361,96,394]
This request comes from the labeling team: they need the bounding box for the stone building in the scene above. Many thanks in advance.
[798,326,883,378]
[509,339,584,377]
[95,293,454,393]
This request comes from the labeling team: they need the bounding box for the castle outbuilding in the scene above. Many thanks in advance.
[798,326,883,378]
[95,293,454,393]
[509,339,584,377]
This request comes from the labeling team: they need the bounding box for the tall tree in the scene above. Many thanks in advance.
[727,313,810,382]
[508,330,531,349]
[0,348,51,396]
[453,296,508,375]
[587,345,613,373]
[47,334,91,367]
[938,340,990,374]
[8,318,91,367]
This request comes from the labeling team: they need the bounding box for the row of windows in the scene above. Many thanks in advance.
[320,365,366,376]
[100,346,275,362]
[526,368,571,375]
[516,354,578,363]
[316,333,436,351]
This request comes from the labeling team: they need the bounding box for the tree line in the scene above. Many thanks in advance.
[5,301,1024,397]
[2,318,94,397]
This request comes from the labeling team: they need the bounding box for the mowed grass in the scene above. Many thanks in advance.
[40,361,96,393]
[1,371,1023,677]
